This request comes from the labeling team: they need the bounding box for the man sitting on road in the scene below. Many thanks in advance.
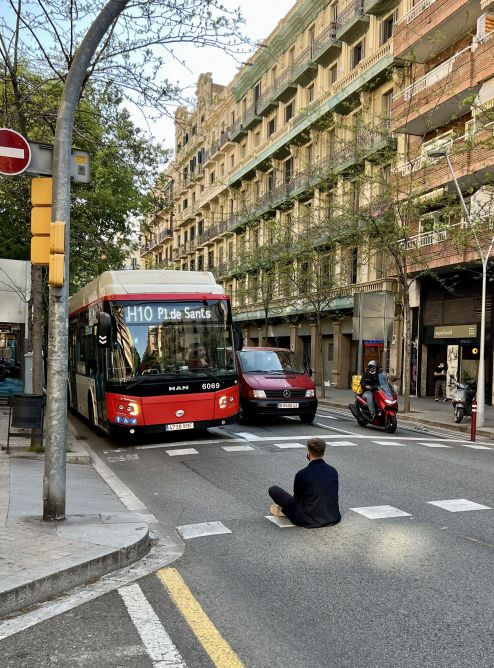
[268,438,341,528]
[361,360,380,418]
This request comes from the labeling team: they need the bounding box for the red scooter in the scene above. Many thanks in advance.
[349,372,398,433]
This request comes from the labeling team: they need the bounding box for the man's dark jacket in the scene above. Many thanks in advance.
[283,459,341,528]
[361,369,379,391]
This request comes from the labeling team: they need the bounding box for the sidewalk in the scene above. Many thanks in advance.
[317,387,494,439]
[0,451,151,618]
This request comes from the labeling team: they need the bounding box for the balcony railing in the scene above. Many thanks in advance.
[398,222,467,249]
[397,47,470,101]
[159,228,172,242]
[397,0,437,25]
[313,23,339,63]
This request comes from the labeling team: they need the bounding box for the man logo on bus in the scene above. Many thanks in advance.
[169,385,189,391]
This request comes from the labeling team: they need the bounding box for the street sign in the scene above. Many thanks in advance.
[0,128,31,176]
[26,142,90,183]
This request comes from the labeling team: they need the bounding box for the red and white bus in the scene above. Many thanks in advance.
[68,270,240,438]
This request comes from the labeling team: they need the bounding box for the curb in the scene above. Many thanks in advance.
[3,451,91,465]
[0,523,150,618]
[318,399,494,439]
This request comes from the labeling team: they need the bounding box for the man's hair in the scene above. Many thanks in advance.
[307,437,326,457]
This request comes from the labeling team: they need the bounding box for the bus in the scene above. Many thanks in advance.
[68,270,241,438]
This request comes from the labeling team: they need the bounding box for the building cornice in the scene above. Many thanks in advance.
[232,0,330,102]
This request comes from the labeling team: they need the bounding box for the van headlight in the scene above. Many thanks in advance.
[305,389,315,398]
[253,390,266,399]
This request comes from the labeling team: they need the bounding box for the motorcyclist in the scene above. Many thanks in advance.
[361,360,379,418]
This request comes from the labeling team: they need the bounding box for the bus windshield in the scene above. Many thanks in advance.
[106,300,235,383]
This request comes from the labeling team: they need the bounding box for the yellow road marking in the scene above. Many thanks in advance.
[157,567,244,668]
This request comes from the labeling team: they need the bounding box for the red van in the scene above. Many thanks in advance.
[236,347,318,424]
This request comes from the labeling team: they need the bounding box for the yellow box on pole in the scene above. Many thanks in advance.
[31,177,52,206]
[31,207,52,235]
[31,236,50,265]
[50,221,65,254]
[49,253,65,287]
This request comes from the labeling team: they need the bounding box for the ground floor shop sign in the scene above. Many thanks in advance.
[434,325,477,339]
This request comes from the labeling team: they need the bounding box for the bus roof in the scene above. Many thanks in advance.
[69,270,224,313]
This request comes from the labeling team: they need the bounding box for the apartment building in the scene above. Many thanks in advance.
[139,0,405,388]
[392,0,494,400]
[141,169,176,269]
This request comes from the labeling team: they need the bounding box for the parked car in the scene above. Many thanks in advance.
[236,347,318,424]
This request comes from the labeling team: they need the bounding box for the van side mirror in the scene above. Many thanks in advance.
[233,325,243,351]
[97,312,112,348]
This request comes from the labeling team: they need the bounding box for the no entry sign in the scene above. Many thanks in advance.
[0,128,31,176]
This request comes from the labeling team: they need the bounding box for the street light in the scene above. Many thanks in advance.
[428,149,494,427]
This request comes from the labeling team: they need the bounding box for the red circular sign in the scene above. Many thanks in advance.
[0,128,31,176]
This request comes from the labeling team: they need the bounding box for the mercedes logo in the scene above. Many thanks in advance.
[283,390,291,398]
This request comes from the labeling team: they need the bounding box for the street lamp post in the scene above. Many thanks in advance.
[428,150,494,427]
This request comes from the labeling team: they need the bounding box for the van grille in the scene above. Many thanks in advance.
[264,389,307,399]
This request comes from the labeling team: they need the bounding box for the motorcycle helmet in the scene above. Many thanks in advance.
[368,360,378,369]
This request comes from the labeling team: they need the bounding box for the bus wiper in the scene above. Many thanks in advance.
[188,367,222,383]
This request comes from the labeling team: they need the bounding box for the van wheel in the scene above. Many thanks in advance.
[239,404,252,425]
[300,411,316,424]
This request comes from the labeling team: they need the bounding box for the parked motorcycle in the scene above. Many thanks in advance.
[349,372,398,433]
[452,379,476,423]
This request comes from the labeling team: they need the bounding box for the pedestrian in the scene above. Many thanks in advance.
[268,437,341,528]
[434,361,448,402]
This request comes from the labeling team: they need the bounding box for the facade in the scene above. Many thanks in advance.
[142,0,494,400]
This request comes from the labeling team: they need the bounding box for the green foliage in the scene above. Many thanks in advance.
[0,71,167,292]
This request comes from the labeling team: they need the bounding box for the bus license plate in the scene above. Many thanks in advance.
[278,403,299,409]
[166,422,194,431]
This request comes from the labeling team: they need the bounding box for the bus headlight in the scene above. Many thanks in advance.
[252,390,266,399]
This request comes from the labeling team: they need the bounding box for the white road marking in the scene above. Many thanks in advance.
[460,444,492,450]
[315,413,338,420]
[418,442,452,448]
[0,146,25,159]
[373,441,407,446]
[326,441,358,446]
[265,515,296,528]
[118,583,186,667]
[107,454,140,462]
[166,448,198,457]
[351,505,412,519]
[176,521,232,539]
[274,442,305,449]
[237,432,263,441]
[137,438,244,450]
[427,499,492,512]
[222,444,254,452]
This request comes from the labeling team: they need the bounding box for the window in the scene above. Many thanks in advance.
[271,66,277,85]
[300,262,310,294]
[330,2,338,22]
[231,110,235,126]
[306,144,313,166]
[190,225,195,240]
[182,199,188,210]
[254,130,261,147]
[284,158,293,183]
[288,47,295,66]
[327,129,336,158]
[308,25,315,48]
[208,250,214,267]
[307,84,315,103]
[285,100,294,123]
[240,142,247,157]
[350,181,360,212]
[198,220,204,235]
[182,263,187,271]
[266,170,275,192]
[380,13,394,45]
[230,154,235,168]
[220,162,225,176]
[350,248,358,284]
[351,40,364,69]
[267,116,277,137]
[228,241,234,260]
[210,171,215,184]
[254,81,261,104]
[190,258,195,271]
[184,230,188,242]
[329,64,338,84]
[382,90,393,124]
[198,254,204,270]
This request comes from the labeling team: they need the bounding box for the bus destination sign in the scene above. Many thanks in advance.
[124,303,215,324]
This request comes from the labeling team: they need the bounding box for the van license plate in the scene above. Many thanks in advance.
[278,403,299,409]
[166,422,194,431]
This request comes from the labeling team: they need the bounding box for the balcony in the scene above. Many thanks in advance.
[335,0,369,43]
[394,0,479,62]
[159,228,173,242]
[313,23,342,66]
[229,118,248,142]
[291,46,319,87]
[257,85,278,116]
[243,102,262,131]
[272,66,298,104]
[393,36,494,135]
[364,0,400,16]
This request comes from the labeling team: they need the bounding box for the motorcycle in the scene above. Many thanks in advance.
[452,379,476,423]
[349,371,398,433]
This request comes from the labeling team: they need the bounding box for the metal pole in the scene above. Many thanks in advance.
[471,399,477,442]
[382,291,388,374]
[356,293,363,374]
[43,0,129,521]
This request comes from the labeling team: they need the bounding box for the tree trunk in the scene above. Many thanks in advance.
[317,316,326,399]
[264,310,269,347]
[402,290,412,413]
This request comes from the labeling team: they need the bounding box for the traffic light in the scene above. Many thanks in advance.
[30,177,65,287]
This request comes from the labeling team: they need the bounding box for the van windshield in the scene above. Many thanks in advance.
[239,350,305,374]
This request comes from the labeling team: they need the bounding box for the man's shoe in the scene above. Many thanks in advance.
[270,504,285,517]
[435,398,439,402]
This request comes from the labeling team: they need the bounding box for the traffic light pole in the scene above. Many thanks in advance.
[43,0,130,521]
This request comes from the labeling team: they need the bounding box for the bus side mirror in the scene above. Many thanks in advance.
[97,312,112,348]
[233,325,243,351]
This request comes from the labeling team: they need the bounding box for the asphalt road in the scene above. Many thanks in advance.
[2,409,494,667]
